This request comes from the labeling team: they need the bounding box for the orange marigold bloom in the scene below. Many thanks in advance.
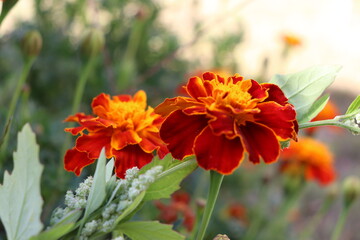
[64,91,168,178]
[306,100,340,134]
[155,72,298,175]
[154,191,195,231]
[282,34,302,46]
[280,137,336,185]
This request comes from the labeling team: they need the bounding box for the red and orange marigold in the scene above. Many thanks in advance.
[279,137,336,185]
[64,91,168,178]
[155,72,298,175]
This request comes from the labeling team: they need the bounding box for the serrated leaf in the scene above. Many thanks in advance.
[0,124,44,240]
[115,191,145,225]
[29,223,75,240]
[301,94,330,123]
[346,95,360,115]
[270,65,341,123]
[144,157,197,201]
[116,221,185,240]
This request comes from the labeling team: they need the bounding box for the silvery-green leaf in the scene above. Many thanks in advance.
[0,124,43,240]
[270,65,341,123]
[346,95,360,115]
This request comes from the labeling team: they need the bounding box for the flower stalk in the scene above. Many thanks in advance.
[0,56,35,165]
[196,171,224,240]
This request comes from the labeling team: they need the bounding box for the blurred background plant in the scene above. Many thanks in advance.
[1,0,360,240]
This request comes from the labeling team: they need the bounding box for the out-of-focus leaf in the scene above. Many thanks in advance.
[116,221,185,240]
[270,65,341,123]
[301,94,330,123]
[53,209,82,227]
[29,223,75,240]
[143,156,197,201]
[0,0,19,25]
[0,124,44,240]
[346,95,360,115]
[105,158,114,182]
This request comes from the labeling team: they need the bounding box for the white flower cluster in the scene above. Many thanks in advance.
[79,165,163,239]
[50,176,93,225]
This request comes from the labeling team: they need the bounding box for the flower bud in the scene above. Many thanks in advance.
[343,176,360,208]
[213,234,230,240]
[81,29,105,57]
[21,30,42,57]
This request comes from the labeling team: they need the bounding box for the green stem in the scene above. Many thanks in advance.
[0,57,35,166]
[300,197,333,240]
[330,206,350,240]
[195,171,224,240]
[300,119,360,134]
[57,55,98,185]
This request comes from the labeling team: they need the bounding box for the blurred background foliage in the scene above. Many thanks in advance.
[1,0,360,240]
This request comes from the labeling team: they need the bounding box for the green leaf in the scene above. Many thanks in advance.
[144,157,197,201]
[29,223,75,240]
[114,191,145,225]
[300,94,330,123]
[105,158,114,182]
[54,209,82,226]
[346,95,360,115]
[84,148,107,217]
[270,65,341,123]
[0,124,44,240]
[117,221,185,240]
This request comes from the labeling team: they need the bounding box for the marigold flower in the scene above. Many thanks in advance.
[64,91,168,178]
[280,137,336,185]
[282,34,302,47]
[154,191,195,231]
[155,72,298,175]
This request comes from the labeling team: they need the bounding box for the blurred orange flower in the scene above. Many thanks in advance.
[64,91,168,178]
[282,34,302,47]
[154,191,195,231]
[306,100,340,134]
[227,203,247,223]
[280,137,336,185]
[156,72,298,175]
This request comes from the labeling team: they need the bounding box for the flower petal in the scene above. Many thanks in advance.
[306,166,336,185]
[261,83,289,106]
[138,131,169,158]
[64,148,95,176]
[207,109,236,137]
[155,97,201,117]
[186,76,208,99]
[248,80,268,100]
[194,126,244,174]
[76,129,112,159]
[111,130,142,150]
[160,110,208,160]
[239,122,280,164]
[112,145,154,178]
[254,102,297,140]
[92,93,111,117]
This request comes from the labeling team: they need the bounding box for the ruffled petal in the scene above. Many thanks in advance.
[248,80,268,100]
[239,122,280,164]
[64,148,95,176]
[111,130,142,150]
[207,109,236,137]
[261,83,289,106]
[76,129,112,159]
[155,97,201,117]
[112,145,154,178]
[64,113,93,123]
[138,131,169,158]
[194,126,244,174]
[92,93,111,117]
[160,110,208,160]
[254,102,297,140]
[186,76,208,99]
[306,166,336,185]
[65,126,86,135]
